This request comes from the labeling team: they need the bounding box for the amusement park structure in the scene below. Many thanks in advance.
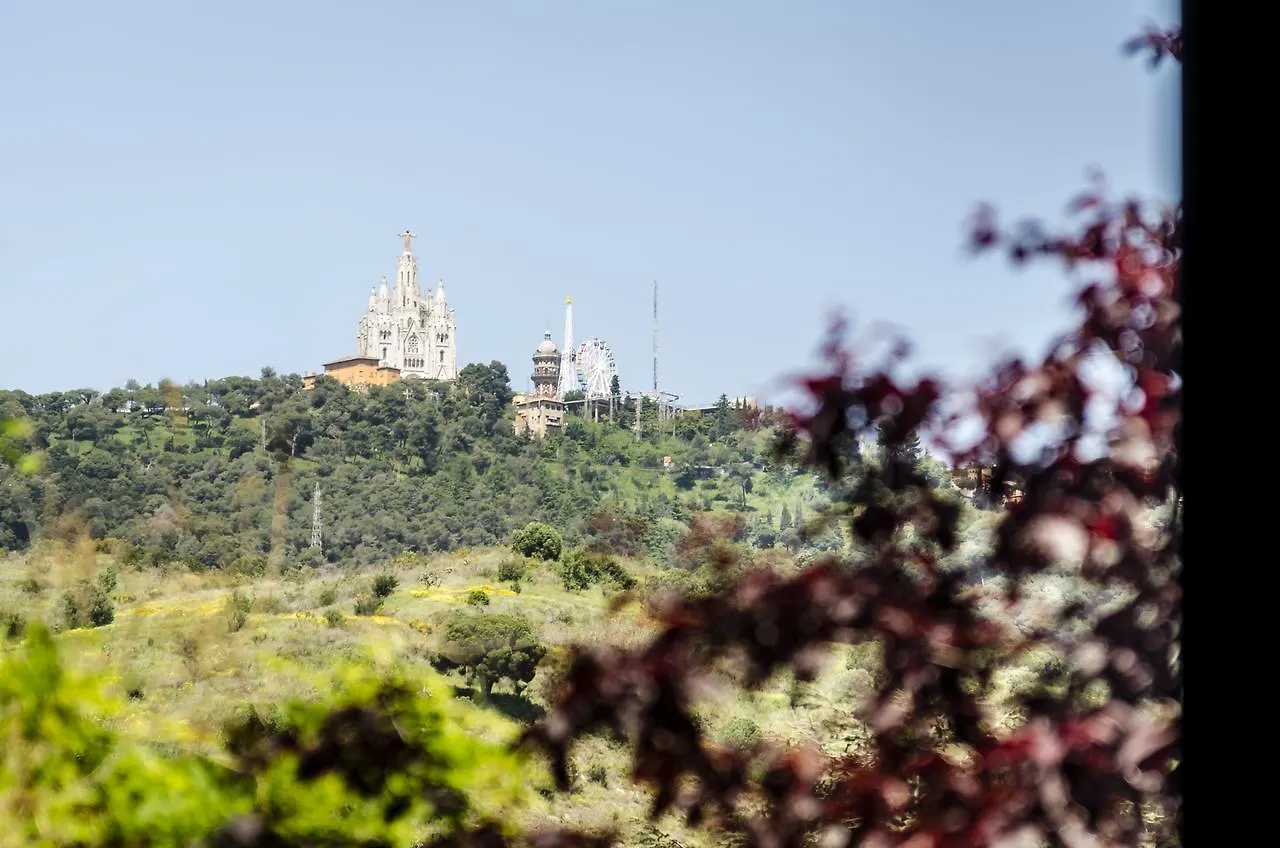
[539,283,683,429]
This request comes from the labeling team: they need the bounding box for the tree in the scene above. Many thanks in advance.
[526,22,1181,847]
[877,418,922,466]
[511,521,563,561]
[440,613,547,700]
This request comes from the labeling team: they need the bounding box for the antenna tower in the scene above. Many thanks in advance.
[310,482,322,550]
[652,281,659,395]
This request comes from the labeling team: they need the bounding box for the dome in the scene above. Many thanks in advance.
[535,330,559,356]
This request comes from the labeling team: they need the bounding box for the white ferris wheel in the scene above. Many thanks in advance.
[575,339,617,400]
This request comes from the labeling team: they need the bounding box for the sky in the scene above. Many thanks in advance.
[0,0,1178,407]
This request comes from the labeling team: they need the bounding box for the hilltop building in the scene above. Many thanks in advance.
[305,231,458,390]
[513,331,565,439]
[303,357,401,391]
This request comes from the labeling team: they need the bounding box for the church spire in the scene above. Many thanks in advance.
[395,230,419,303]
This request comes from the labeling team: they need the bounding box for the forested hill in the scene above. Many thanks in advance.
[0,363,857,567]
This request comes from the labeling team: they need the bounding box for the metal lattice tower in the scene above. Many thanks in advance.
[652,280,659,395]
[310,482,322,550]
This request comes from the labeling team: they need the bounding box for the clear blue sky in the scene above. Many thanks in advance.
[0,0,1178,406]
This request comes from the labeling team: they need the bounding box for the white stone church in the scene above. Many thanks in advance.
[355,231,458,381]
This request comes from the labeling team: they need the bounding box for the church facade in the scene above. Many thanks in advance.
[355,231,458,382]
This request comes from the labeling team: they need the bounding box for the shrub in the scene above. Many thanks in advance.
[97,564,118,595]
[720,716,762,749]
[229,554,268,579]
[511,522,562,562]
[123,674,145,701]
[324,608,345,628]
[353,594,382,616]
[226,590,253,633]
[372,573,399,599]
[318,586,337,606]
[497,557,525,584]
[1,610,25,641]
[559,548,636,592]
[60,578,114,630]
[254,595,285,615]
[466,590,490,607]
[586,763,608,787]
[0,626,535,846]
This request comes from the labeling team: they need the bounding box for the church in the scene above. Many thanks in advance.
[307,232,459,390]
[355,230,458,381]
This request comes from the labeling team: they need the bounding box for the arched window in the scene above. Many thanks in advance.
[406,335,420,355]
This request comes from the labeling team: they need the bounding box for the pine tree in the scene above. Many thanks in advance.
[877,420,922,467]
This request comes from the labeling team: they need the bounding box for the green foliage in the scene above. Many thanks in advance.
[96,563,118,595]
[372,573,399,599]
[559,548,636,593]
[0,374,855,574]
[324,608,345,628]
[318,585,337,606]
[467,589,491,607]
[0,416,43,474]
[226,589,254,632]
[1,609,25,640]
[497,557,526,584]
[720,716,762,749]
[254,594,286,615]
[511,522,563,562]
[229,553,269,578]
[0,625,533,846]
[440,613,547,699]
[59,576,115,630]
[353,593,382,616]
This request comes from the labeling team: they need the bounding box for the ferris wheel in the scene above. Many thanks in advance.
[575,339,617,400]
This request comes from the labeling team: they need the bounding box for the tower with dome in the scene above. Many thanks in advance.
[513,330,566,438]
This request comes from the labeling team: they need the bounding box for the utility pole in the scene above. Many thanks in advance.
[310,482,322,550]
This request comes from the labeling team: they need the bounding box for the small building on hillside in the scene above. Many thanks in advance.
[948,462,1025,507]
[303,356,401,391]
[513,331,565,439]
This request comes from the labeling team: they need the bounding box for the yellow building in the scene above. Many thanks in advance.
[303,356,401,391]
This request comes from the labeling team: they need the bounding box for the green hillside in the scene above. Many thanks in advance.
[0,366,1003,846]
[0,366,862,568]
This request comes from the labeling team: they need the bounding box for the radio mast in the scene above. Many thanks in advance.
[652,281,659,395]
[310,482,322,550]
